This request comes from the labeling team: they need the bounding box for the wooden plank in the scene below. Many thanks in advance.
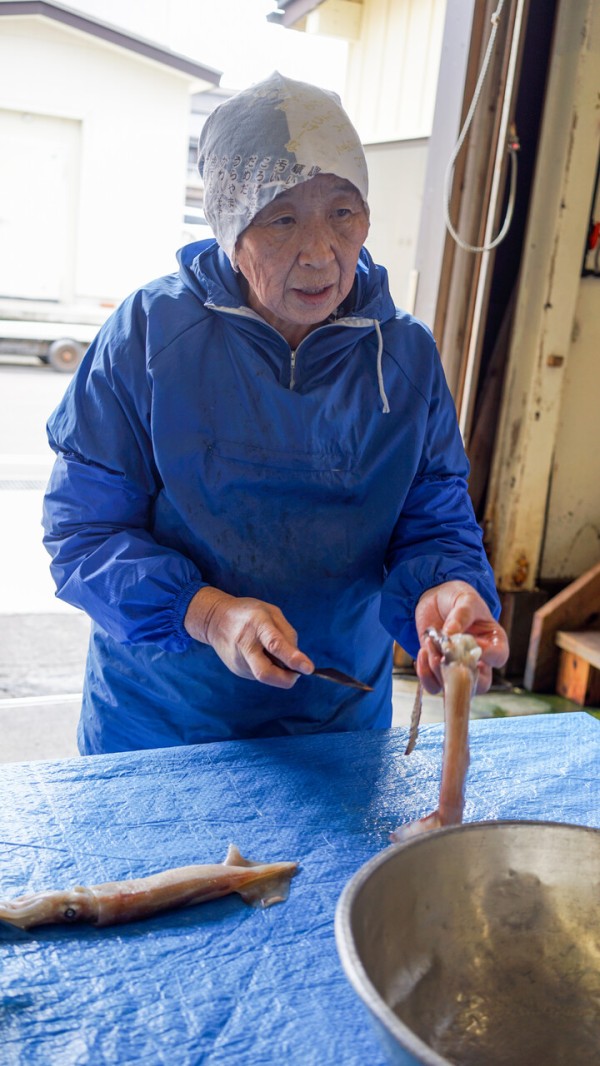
[555,630,600,671]
[467,287,516,515]
[524,561,600,691]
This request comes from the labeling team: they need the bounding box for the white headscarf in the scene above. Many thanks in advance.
[198,71,369,266]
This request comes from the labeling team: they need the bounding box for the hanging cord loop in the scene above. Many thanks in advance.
[443,0,519,254]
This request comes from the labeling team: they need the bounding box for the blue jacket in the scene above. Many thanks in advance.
[43,240,499,754]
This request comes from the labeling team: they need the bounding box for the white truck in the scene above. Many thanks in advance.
[0,301,111,373]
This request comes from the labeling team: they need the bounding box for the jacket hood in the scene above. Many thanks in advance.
[176,238,398,328]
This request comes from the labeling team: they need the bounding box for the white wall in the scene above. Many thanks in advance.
[0,16,195,305]
[364,138,429,309]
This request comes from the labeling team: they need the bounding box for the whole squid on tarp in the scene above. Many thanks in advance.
[0,844,298,930]
[391,629,481,842]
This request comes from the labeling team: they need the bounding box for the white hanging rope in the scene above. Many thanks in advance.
[443,0,518,253]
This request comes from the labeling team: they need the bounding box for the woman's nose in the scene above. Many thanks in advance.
[297,222,336,267]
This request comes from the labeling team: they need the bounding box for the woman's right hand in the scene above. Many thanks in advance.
[184,586,314,688]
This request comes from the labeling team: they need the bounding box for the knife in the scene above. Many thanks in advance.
[264,651,373,692]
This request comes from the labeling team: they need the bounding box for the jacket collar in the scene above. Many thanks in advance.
[177,239,397,328]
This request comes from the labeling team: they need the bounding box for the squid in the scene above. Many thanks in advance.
[391,628,481,842]
[0,844,298,930]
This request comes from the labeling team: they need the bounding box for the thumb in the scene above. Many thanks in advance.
[442,592,477,636]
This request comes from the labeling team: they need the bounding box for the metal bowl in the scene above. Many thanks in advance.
[335,821,600,1065]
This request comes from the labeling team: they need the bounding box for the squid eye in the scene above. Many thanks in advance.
[63,906,78,921]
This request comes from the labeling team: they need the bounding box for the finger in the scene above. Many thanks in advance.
[442,594,482,636]
[416,646,443,695]
[478,627,510,669]
[246,631,315,688]
[247,645,301,689]
[261,634,313,676]
[419,633,444,685]
[474,661,493,694]
[273,645,314,675]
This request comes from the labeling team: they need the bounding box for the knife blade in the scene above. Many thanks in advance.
[264,651,373,692]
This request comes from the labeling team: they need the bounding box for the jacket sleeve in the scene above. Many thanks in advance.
[379,341,500,659]
[42,296,205,652]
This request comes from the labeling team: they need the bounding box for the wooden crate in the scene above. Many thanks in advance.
[525,562,600,691]
[555,630,600,706]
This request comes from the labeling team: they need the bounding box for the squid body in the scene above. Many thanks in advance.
[0,844,298,930]
[391,628,481,842]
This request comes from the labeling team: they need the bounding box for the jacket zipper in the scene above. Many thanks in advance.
[207,302,375,395]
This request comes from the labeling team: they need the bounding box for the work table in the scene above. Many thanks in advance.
[1,712,598,1064]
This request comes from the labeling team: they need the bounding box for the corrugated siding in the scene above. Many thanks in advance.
[343,0,447,141]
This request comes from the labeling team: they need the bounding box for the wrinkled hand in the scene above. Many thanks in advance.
[415,580,509,695]
[184,586,314,688]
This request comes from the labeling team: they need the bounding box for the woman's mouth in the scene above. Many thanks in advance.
[293,284,334,304]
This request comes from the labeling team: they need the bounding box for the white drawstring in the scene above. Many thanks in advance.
[374,319,390,414]
[210,301,390,411]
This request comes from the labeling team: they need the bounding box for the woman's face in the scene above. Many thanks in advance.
[235,174,369,349]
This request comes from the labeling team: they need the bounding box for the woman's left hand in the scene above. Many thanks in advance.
[414,580,509,695]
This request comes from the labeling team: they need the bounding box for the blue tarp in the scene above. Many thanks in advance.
[1,713,599,1065]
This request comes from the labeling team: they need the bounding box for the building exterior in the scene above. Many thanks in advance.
[0,1,220,319]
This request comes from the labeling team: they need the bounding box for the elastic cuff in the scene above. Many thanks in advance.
[170,577,207,644]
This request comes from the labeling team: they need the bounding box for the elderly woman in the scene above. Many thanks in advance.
[43,72,508,755]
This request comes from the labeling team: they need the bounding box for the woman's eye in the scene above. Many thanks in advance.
[271,215,295,227]
[334,207,352,219]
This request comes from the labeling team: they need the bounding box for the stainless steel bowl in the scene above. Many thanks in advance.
[335,821,600,1066]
